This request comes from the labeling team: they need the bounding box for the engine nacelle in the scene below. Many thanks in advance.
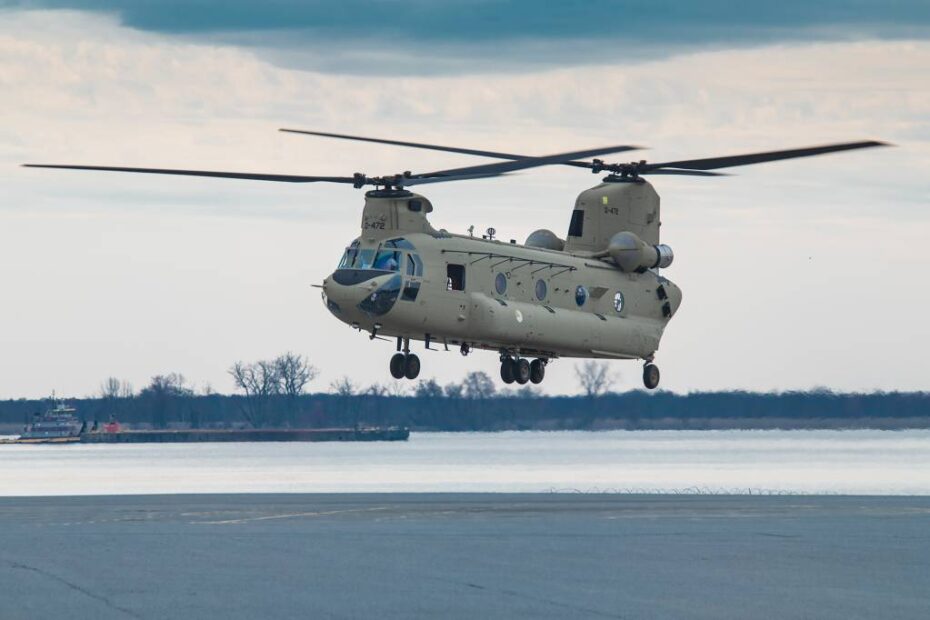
[607,231,674,272]
[525,229,565,251]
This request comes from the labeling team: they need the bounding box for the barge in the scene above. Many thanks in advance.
[2,398,409,444]
[79,427,410,443]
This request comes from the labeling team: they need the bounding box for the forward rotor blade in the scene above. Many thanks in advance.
[416,144,642,180]
[641,169,727,177]
[645,140,889,172]
[22,164,356,184]
[280,128,533,160]
[280,128,633,170]
[403,172,516,186]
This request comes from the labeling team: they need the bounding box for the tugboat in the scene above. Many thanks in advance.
[16,397,83,444]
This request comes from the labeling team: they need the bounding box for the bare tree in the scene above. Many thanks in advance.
[385,381,408,397]
[99,377,133,422]
[330,376,358,427]
[365,383,389,397]
[140,373,192,428]
[414,378,444,399]
[275,352,318,398]
[575,361,614,398]
[229,360,281,427]
[462,371,496,399]
[100,377,134,400]
[100,377,122,400]
[330,376,356,396]
[275,352,317,426]
[443,382,463,399]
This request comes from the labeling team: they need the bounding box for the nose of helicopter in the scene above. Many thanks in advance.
[322,269,403,320]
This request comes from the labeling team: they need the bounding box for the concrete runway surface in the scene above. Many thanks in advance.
[0,494,928,619]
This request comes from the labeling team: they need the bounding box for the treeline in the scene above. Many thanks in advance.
[2,388,930,431]
[2,356,927,431]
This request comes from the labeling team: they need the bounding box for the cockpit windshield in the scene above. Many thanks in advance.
[338,238,417,273]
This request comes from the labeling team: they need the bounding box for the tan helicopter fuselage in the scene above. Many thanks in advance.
[321,180,682,360]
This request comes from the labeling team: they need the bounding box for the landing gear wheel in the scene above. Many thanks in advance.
[643,363,660,390]
[515,358,531,385]
[500,358,515,384]
[389,353,406,379]
[530,359,546,384]
[404,353,421,380]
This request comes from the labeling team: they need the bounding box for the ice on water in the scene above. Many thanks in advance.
[1,430,928,496]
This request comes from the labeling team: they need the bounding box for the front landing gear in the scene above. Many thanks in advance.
[642,363,660,390]
[390,343,420,381]
[390,353,405,379]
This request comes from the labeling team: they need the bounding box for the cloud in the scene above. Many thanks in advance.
[5,0,930,74]
[1,11,929,396]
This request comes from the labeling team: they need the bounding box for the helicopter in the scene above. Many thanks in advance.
[24,133,886,389]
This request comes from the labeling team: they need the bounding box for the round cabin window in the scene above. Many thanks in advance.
[495,272,507,295]
[614,291,625,313]
[535,279,547,301]
[575,285,588,307]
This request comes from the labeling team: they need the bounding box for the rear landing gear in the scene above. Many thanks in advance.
[500,357,515,384]
[642,363,660,390]
[530,359,546,384]
[501,355,547,385]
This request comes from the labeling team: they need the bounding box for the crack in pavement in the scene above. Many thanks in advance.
[196,506,390,525]
[9,560,143,619]
[427,574,625,619]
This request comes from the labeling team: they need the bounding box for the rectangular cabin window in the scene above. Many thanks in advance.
[402,281,420,302]
[446,264,465,291]
[568,209,584,237]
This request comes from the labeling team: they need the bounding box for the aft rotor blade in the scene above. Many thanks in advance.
[645,140,889,172]
[280,128,632,170]
[22,164,357,184]
[416,144,643,180]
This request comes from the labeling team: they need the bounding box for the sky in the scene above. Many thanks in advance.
[1,2,929,398]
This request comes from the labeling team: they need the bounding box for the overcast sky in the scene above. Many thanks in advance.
[1,2,929,398]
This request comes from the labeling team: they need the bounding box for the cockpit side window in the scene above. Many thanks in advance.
[406,253,424,276]
[373,249,401,271]
[338,240,360,268]
[338,248,357,268]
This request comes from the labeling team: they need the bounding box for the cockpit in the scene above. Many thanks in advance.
[338,238,423,276]
[327,237,425,317]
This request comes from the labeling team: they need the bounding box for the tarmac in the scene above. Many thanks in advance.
[0,494,928,619]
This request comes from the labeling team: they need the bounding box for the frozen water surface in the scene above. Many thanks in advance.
[1,429,928,496]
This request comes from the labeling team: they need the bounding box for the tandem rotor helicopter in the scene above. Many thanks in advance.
[25,132,886,389]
